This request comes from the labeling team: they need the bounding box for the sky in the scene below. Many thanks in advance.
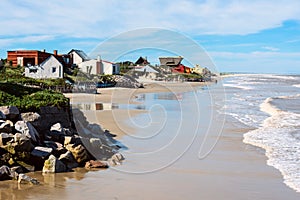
[1,0,300,73]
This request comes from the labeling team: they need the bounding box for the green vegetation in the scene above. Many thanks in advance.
[0,67,69,112]
[116,61,133,74]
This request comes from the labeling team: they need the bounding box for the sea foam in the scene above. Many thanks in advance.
[244,96,300,193]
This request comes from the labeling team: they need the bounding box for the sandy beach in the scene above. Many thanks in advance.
[1,80,300,200]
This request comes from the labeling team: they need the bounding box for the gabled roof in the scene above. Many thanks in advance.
[39,55,62,67]
[68,49,90,61]
[135,56,149,65]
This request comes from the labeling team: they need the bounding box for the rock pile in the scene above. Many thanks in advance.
[0,106,124,183]
[114,75,143,88]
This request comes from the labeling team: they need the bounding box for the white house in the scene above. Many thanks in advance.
[25,55,63,79]
[102,60,120,75]
[78,58,120,75]
[68,49,90,66]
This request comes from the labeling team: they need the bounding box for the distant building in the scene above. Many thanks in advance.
[172,64,191,74]
[159,56,183,67]
[78,57,120,75]
[25,55,64,79]
[134,65,158,73]
[135,56,150,65]
[68,49,90,66]
[7,49,71,68]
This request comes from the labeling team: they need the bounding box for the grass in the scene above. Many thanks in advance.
[0,67,70,112]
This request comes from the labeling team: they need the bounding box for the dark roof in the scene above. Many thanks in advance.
[135,56,149,65]
[68,49,90,61]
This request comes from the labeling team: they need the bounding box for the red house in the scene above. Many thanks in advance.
[7,50,71,67]
[172,64,191,74]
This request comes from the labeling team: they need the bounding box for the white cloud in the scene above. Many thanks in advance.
[0,0,300,38]
[0,35,55,48]
[262,46,280,51]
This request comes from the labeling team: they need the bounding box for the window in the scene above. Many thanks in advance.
[29,68,37,73]
[52,67,56,73]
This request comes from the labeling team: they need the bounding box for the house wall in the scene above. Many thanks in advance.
[78,59,100,75]
[70,52,83,66]
[102,61,120,75]
[7,50,53,67]
[25,56,63,79]
[78,60,119,75]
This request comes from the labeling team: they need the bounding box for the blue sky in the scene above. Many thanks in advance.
[1,0,300,73]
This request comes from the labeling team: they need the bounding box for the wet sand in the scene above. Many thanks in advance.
[1,81,300,200]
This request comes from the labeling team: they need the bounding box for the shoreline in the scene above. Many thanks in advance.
[1,80,299,199]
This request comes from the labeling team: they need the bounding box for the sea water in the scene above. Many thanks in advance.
[222,74,300,193]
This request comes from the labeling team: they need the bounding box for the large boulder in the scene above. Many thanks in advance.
[38,106,71,132]
[15,121,39,143]
[31,146,53,159]
[14,137,34,152]
[20,112,41,127]
[0,106,19,121]
[85,160,108,169]
[42,155,67,173]
[59,151,78,169]
[66,144,90,165]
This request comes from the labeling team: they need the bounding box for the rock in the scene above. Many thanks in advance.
[0,106,19,121]
[108,153,124,166]
[0,132,13,146]
[85,160,109,169]
[11,166,24,174]
[16,161,35,172]
[50,122,63,133]
[59,151,78,169]
[0,120,13,133]
[20,112,40,127]
[18,173,39,185]
[0,165,18,180]
[14,137,34,152]
[31,146,53,158]
[0,111,6,120]
[38,106,71,132]
[42,155,67,173]
[15,121,39,143]
[66,144,90,165]
[44,141,63,150]
[64,136,72,146]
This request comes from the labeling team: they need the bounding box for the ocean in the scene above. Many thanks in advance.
[222,74,300,193]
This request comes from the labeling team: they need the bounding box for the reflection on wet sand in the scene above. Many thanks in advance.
[72,102,146,111]
[0,168,104,200]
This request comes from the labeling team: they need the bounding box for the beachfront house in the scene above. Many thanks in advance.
[135,56,150,65]
[78,57,120,75]
[134,65,159,80]
[7,49,71,68]
[25,55,63,79]
[159,56,183,67]
[68,49,90,66]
